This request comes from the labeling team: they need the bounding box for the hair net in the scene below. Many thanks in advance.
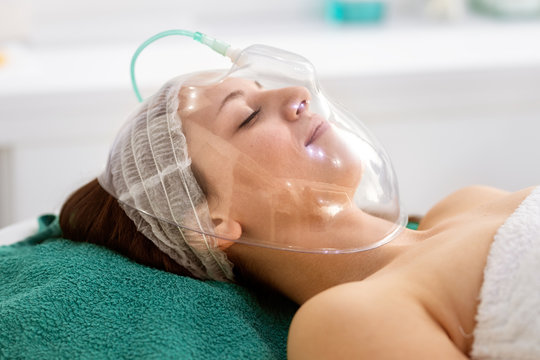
[98,74,234,281]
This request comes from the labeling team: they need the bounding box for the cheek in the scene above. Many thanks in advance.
[234,125,363,190]
[239,129,303,174]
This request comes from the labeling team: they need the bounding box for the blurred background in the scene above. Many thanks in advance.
[1,0,539,226]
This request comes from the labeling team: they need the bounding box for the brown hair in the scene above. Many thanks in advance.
[59,178,195,278]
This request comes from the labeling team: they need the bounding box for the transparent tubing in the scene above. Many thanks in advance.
[129,29,241,102]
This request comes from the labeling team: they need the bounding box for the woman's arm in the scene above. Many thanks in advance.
[288,283,468,360]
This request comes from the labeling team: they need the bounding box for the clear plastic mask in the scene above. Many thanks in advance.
[117,44,406,254]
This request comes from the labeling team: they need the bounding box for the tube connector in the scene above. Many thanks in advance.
[225,46,243,62]
[193,32,230,56]
[193,32,242,62]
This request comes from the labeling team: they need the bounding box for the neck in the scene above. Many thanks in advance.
[227,214,422,304]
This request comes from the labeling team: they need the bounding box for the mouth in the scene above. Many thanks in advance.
[305,117,330,147]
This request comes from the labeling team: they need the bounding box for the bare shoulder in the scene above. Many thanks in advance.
[419,185,510,229]
[287,280,467,360]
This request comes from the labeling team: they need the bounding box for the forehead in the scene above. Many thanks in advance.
[179,77,253,102]
[177,77,256,119]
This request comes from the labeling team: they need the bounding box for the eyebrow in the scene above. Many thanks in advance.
[218,81,263,113]
[219,90,244,112]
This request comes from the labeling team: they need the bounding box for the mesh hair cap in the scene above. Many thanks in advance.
[98,74,234,281]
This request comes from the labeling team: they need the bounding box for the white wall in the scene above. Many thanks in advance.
[328,68,540,214]
[22,0,324,46]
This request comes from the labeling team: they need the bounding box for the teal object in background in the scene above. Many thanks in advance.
[326,0,386,23]
[470,0,540,18]
[406,221,419,231]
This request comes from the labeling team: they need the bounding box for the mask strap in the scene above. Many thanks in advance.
[130,29,242,102]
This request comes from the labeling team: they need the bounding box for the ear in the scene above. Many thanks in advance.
[212,216,242,250]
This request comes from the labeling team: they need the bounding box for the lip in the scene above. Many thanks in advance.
[305,117,330,147]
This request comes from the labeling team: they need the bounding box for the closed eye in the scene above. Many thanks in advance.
[239,107,261,129]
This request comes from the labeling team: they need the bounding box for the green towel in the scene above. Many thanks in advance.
[0,215,297,359]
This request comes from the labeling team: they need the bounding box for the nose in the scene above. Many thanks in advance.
[264,86,311,122]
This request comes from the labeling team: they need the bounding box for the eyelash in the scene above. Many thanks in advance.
[239,107,261,129]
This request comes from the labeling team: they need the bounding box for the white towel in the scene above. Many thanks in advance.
[0,218,39,246]
[471,187,540,360]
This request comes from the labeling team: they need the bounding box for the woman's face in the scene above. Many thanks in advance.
[178,76,362,244]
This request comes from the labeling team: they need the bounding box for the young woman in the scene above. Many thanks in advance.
[61,66,539,359]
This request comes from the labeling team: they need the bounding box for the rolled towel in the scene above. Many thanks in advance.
[471,187,540,359]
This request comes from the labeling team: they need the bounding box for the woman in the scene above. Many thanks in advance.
[60,50,539,358]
